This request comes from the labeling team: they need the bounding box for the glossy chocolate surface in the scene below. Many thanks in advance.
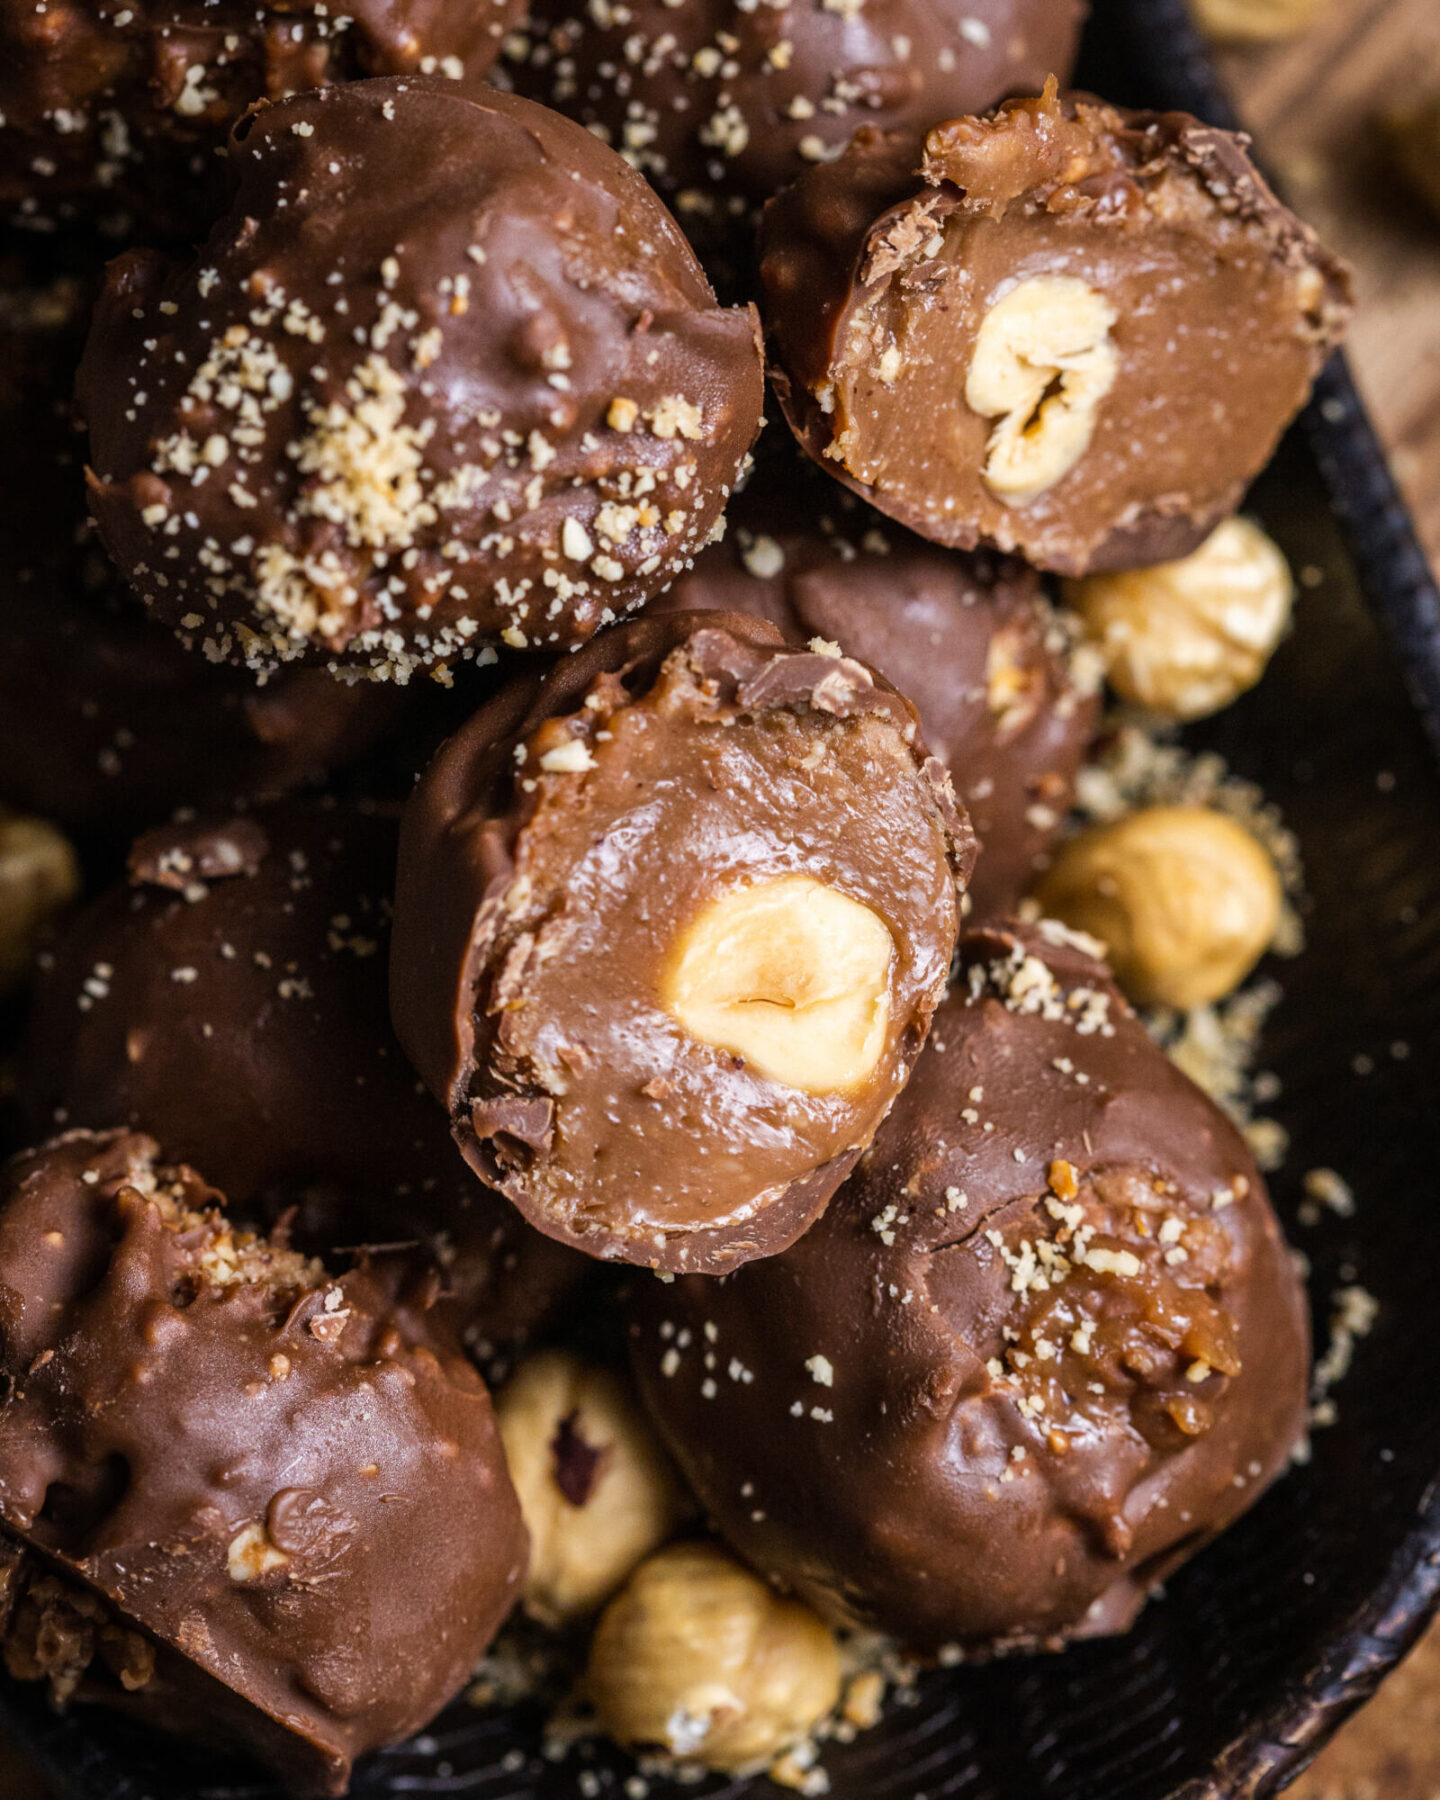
[0,1130,526,1795]
[19,801,587,1353]
[78,79,764,679]
[0,0,523,237]
[0,271,401,837]
[630,922,1309,1649]
[509,0,1083,248]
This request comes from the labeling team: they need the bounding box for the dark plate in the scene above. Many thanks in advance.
[8,0,1440,1794]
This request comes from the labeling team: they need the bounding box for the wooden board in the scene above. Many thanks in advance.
[1288,1617,1440,1798]
[1218,0,1440,576]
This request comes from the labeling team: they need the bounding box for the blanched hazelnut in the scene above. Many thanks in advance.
[1188,0,1327,41]
[587,1542,842,1773]
[0,811,81,994]
[1067,519,1294,721]
[1034,805,1282,1009]
[663,876,894,1094]
[496,1351,690,1627]
[1382,100,1440,223]
[965,277,1119,506]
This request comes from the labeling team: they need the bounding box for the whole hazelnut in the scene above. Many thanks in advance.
[1187,0,1328,43]
[495,1350,690,1627]
[587,1542,842,1772]
[1034,805,1282,1009]
[1066,519,1294,722]
[0,811,81,994]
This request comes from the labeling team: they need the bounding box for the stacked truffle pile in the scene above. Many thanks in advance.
[0,9,1351,1795]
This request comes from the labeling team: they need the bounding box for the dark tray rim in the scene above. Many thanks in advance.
[1105,0,1440,1793]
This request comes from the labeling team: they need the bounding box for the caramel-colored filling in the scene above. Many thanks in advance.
[979,1165,1242,1458]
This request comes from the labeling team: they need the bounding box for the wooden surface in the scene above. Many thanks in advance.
[1289,1623,1440,1800]
[1217,0,1440,573]
[1,3,1438,1796]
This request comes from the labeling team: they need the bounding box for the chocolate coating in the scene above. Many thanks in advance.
[0,0,523,238]
[78,78,765,680]
[630,922,1309,1650]
[508,0,1083,247]
[391,612,974,1275]
[0,1129,526,1795]
[19,801,587,1353]
[761,91,1352,574]
[0,577,407,840]
[0,271,403,838]
[654,469,1099,915]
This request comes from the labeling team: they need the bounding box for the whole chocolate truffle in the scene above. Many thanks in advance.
[761,89,1352,575]
[0,578,408,840]
[654,471,1099,916]
[0,0,524,238]
[509,0,1083,246]
[629,922,1309,1650]
[0,273,403,838]
[78,78,765,681]
[391,612,973,1275]
[20,801,586,1353]
[0,1129,526,1795]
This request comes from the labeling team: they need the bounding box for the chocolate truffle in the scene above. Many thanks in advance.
[0,272,403,839]
[390,612,974,1275]
[0,578,408,840]
[20,801,586,1353]
[0,0,524,238]
[0,1129,526,1795]
[78,78,765,681]
[509,0,1083,246]
[761,89,1352,575]
[654,471,1099,915]
[629,922,1309,1650]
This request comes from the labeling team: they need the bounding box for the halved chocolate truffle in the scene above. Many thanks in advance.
[20,801,586,1354]
[78,78,765,680]
[0,0,524,238]
[509,0,1083,248]
[761,90,1351,574]
[629,922,1309,1650]
[0,1129,526,1796]
[654,469,1099,915]
[390,613,973,1275]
